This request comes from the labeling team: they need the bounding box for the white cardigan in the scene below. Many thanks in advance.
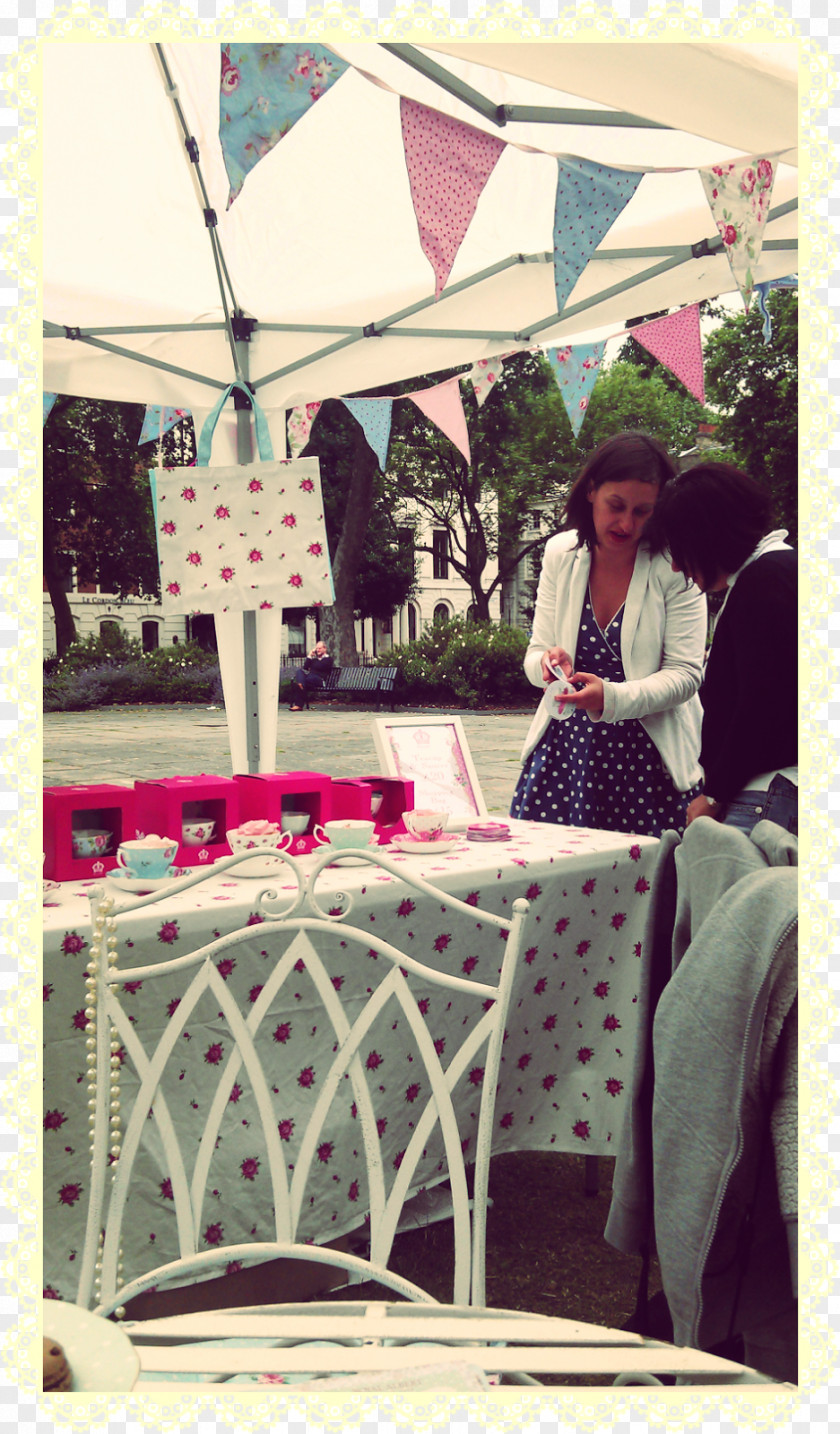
[520,530,706,793]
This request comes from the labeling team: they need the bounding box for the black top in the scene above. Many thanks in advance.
[699,548,797,802]
[302,652,334,677]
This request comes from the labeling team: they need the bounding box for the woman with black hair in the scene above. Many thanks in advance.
[646,462,797,834]
[511,431,707,838]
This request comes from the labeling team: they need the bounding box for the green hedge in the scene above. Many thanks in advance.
[44,632,223,711]
[378,616,534,708]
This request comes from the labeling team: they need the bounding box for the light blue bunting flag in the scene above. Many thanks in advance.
[138,405,190,446]
[43,392,57,424]
[341,398,394,472]
[220,43,349,206]
[547,341,607,437]
[553,157,644,313]
[754,275,798,345]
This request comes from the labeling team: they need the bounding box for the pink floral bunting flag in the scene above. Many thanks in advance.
[153,457,334,614]
[219,44,349,207]
[546,342,606,437]
[699,155,777,310]
[287,401,322,457]
[400,97,505,300]
[465,355,506,407]
[629,305,705,404]
[553,157,643,313]
[409,376,471,465]
[138,405,190,447]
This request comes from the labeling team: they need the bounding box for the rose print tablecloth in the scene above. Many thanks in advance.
[42,820,657,1302]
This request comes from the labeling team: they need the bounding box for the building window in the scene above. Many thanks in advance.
[433,603,450,626]
[56,552,75,593]
[141,620,160,652]
[407,604,417,642]
[432,529,448,580]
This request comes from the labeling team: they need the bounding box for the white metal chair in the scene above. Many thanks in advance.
[77,846,529,1324]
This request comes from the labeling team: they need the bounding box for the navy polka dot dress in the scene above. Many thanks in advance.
[511,590,700,838]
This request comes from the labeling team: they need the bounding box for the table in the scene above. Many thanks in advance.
[43,820,658,1303]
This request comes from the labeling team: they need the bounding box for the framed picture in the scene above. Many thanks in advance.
[373,715,488,825]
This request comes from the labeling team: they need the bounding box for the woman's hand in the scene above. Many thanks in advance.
[685,795,725,828]
[555,671,604,718]
[541,648,574,683]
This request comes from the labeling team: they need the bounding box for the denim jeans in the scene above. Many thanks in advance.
[723,773,798,837]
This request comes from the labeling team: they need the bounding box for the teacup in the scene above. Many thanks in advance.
[313,819,377,851]
[226,826,293,856]
[71,828,113,859]
[369,792,384,817]
[542,663,575,722]
[116,836,178,879]
[181,819,216,847]
[280,811,310,835]
[403,810,449,842]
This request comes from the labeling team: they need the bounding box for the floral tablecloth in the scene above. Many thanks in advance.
[43,820,658,1302]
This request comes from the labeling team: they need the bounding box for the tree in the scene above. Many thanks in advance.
[578,360,712,458]
[702,289,798,543]
[43,398,167,657]
[299,399,417,664]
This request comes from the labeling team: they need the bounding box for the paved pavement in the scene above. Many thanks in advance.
[42,702,537,816]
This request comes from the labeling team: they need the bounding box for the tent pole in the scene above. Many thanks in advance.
[234,341,262,775]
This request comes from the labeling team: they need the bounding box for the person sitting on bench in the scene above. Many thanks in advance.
[289,641,333,711]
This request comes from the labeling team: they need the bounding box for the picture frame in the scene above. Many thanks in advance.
[372,715,488,826]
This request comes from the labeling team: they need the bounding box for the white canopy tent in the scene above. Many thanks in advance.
[42,39,798,771]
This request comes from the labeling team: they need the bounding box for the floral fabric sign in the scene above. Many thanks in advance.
[152,456,334,614]
[546,341,606,437]
[219,44,349,207]
[699,154,777,309]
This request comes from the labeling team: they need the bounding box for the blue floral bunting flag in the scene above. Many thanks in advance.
[341,398,394,472]
[138,405,190,446]
[546,342,606,437]
[754,274,798,345]
[43,392,57,424]
[553,158,643,314]
[220,44,349,206]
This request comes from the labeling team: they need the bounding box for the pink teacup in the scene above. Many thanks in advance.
[403,810,449,842]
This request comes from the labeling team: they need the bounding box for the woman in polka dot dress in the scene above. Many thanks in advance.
[511,432,706,838]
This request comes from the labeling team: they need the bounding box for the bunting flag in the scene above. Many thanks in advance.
[546,342,607,437]
[400,97,505,300]
[287,401,322,457]
[464,355,507,407]
[219,43,349,207]
[43,392,57,424]
[699,155,777,310]
[341,397,394,471]
[630,305,705,404]
[138,405,190,447]
[409,376,471,465]
[553,157,644,313]
[754,274,798,345]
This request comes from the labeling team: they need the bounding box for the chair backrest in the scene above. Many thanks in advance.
[78,847,529,1318]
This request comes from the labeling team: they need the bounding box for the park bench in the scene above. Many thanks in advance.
[279,664,401,710]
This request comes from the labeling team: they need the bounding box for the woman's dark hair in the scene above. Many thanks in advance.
[645,462,775,590]
[563,431,677,551]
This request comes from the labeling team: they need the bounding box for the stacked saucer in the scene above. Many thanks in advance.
[465,821,511,842]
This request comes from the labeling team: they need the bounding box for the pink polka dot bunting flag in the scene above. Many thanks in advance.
[400,97,505,300]
[699,154,777,310]
[553,157,643,314]
[408,376,471,465]
[629,305,705,405]
[341,397,394,471]
[546,341,607,437]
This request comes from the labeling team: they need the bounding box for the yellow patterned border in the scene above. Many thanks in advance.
[2,0,833,1427]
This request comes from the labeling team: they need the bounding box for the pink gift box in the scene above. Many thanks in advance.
[233,771,332,856]
[134,774,241,867]
[331,776,414,840]
[43,783,136,882]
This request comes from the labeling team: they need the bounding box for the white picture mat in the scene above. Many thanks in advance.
[373,716,488,825]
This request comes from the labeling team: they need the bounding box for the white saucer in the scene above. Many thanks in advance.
[107,870,185,894]
[329,841,381,867]
[225,853,288,878]
[43,1299,140,1392]
[391,836,459,855]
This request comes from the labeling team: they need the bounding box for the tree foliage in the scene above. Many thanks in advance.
[44,398,178,656]
[702,289,797,543]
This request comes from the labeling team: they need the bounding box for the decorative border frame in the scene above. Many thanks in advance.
[373,715,488,824]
